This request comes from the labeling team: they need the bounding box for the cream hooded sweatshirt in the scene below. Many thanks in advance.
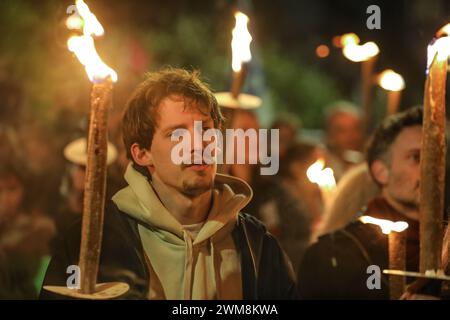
[112,164,253,300]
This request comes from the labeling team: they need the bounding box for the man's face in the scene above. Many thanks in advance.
[148,95,217,197]
[327,113,362,152]
[70,164,86,192]
[384,125,422,209]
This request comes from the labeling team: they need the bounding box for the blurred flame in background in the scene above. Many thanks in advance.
[359,215,409,234]
[378,69,405,91]
[231,11,252,72]
[336,32,379,62]
[306,158,336,191]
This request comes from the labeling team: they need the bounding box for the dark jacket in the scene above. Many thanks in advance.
[245,176,311,272]
[297,197,421,299]
[40,200,297,300]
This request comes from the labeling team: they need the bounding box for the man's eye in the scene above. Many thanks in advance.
[170,131,183,138]
[410,153,420,162]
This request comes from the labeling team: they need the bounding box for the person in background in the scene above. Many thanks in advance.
[279,142,322,228]
[52,137,119,246]
[323,101,364,182]
[225,109,261,185]
[277,141,321,268]
[298,107,423,299]
[0,160,55,299]
[271,115,301,162]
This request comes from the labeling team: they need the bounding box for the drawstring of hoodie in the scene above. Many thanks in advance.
[211,239,221,300]
[183,230,194,300]
[183,232,222,300]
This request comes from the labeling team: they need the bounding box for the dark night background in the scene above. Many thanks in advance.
[0,0,449,302]
[0,0,448,132]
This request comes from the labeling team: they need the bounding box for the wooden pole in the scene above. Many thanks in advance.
[231,63,248,99]
[442,224,450,294]
[419,53,447,273]
[388,231,406,299]
[443,224,450,274]
[386,90,402,116]
[361,56,377,136]
[78,78,112,294]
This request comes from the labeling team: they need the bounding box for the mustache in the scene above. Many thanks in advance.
[180,149,220,168]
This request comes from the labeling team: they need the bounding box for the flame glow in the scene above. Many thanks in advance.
[436,23,450,37]
[66,0,117,83]
[359,215,409,234]
[427,36,450,70]
[66,14,83,30]
[378,69,405,91]
[231,12,252,72]
[340,33,360,47]
[338,33,379,62]
[343,41,379,62]
[306,159,336,191]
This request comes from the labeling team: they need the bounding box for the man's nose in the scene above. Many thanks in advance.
[190,126,203,152]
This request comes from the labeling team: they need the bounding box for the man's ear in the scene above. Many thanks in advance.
[130,143,153,167]
[370,160,389,186]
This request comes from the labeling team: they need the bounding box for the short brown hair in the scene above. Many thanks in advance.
[122,68,224,161]
[366,107,422,177]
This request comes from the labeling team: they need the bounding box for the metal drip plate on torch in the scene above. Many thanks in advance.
[43,282,130,300]
[383,269,450,281]
[215,91,262,109]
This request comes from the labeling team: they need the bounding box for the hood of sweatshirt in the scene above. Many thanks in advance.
[112,163,253,299]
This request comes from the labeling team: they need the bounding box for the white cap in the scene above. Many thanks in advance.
[63,137,118,166]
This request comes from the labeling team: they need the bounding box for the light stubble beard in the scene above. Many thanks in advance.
[181,170,215,197]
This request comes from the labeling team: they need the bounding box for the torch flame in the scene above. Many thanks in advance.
[343,41,379,62]
[231,11,252,72]
[426,22,450,71]
[76,0,104,36]
[436,23,450,37]
[339,33,379,62]
[427,23,450,70]
[66,0,117,83]
[306,158,336,191]
[359,215,408,234]
[340,33,360,47]
[378,69,405,91]
[427,36,450,69]
[66,15,83,30]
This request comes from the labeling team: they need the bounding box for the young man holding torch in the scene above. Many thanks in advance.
[41,68,297,300]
